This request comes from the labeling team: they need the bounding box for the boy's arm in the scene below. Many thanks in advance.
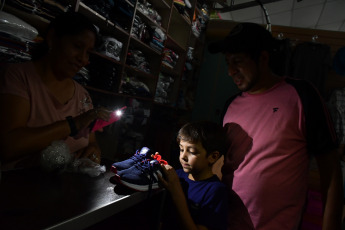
[159,164,208,230]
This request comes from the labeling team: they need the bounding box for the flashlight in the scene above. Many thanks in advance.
[90,106,127,132]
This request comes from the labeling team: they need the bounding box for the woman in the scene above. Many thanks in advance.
[0,12,111,170]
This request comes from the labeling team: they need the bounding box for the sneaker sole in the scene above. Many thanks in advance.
[119,179,160,191]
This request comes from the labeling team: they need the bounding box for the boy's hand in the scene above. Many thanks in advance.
[158,164,183,193]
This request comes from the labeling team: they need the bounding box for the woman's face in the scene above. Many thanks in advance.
[49,29,96,79]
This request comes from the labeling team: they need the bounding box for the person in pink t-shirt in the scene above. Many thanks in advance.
[0,12,111,170]
[208,23,343,230]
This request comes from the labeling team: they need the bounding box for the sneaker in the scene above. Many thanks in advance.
[111,147,152,173]
[117,157,168,191]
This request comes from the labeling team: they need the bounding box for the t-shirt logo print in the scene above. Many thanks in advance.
[273,108,279,113]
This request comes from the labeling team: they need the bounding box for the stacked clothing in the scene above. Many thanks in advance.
[154,72,174,104]
[97,35,123,61]
[150,27,165,52]
[162,48,179,69]
[173,0,191,22]
[82,0,134,31]
[126,48,151,73]
[0,11,40,65]
[192,4,209,38]
[131,16,166,52]
[120,73,151,97]
[131,15,151,42]
[173,0,191,14]
[5,0,71,21]
[137,0,162,26]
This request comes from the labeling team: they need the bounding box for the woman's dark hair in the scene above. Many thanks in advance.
[31,11,98,60]
[177,121,226,156]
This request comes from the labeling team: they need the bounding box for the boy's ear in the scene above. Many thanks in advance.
[208,151,220,164]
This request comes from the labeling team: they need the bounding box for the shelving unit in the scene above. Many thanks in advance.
[1,0,209,162]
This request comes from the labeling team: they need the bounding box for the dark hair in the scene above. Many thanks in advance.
[208,22,278,63]
[177,121,226,156]
[32,11,98,60]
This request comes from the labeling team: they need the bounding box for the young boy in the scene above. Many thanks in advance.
[158,120,228,230]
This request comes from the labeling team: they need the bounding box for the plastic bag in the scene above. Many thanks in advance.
[40,140,106,177]
[68,158,106,177]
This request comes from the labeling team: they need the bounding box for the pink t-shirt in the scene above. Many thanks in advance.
[223,80,309,230]
[0,62,93,169]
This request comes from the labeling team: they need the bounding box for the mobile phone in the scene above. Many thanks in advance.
[90,106,127,132]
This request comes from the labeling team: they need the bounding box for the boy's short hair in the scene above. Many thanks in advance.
[177,121,226,156]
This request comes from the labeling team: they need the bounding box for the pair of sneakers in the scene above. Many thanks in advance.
[111,147,167,191]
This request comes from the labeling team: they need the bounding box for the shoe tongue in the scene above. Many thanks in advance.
[139,147,150,155]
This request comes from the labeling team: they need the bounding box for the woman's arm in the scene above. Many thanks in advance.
[0,94,109,163]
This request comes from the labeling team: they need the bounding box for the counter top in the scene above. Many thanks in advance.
[0,166,162,230]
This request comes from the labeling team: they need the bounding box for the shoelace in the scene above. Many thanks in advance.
[129,150,147,162]
[152,154,168,165]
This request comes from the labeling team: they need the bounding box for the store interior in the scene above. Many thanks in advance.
[0,0,345,229]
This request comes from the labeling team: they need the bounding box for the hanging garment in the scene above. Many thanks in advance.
[289,41,332,98]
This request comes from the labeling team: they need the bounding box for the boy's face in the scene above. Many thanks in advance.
[179,140,213,179]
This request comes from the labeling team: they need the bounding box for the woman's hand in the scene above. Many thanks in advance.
[73,107,111,132]
[74,142,101,164]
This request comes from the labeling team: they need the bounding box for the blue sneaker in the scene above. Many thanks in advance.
[111,147,152,174]
[117,158,167,191]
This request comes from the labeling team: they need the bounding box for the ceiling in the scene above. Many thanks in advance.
[214,0,345,32]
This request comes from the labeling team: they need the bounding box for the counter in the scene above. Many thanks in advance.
[0,164,165,230]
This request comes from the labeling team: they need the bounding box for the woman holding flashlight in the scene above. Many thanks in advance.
[0,12,111,170]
